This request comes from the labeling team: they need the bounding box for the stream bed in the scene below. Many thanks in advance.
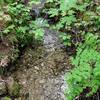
[10,29,71,100]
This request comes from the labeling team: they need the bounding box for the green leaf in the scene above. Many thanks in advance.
[60,0,77,12]
[48,8,59,17]
[34,28,44,40]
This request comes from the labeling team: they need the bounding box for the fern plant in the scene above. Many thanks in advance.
[3,2,45,46]
[65,33,100,100]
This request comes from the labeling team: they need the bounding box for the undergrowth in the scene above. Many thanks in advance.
[0,0,100,100]
[45,0,100,46]
[1,1,45,47]
[65,33,100,100]
[44,0,100,100]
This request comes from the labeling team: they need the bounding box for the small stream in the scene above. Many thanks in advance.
[12,28,71,100]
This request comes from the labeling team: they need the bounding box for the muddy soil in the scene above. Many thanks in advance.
[11,43,70,100]
[6,28,71,100]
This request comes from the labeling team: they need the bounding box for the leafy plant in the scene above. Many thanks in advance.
[65,33,100,100]
[45,0,99,47]
[3,2,45,46]
[34,28,44,40]
[0,0,15,4]
[46,0,86,29]
[59,33,71,46]
[4,97,11,100]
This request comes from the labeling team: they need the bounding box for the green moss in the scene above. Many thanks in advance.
[9,82,21,96]
[4,97,11,100]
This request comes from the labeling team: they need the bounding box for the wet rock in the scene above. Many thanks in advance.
[43,28,64,52]
[30,0,45,19]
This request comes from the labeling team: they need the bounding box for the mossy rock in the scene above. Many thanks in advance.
[10,82,20,96]
[7,77,21,96]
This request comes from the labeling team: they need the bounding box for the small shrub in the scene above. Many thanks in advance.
[3,2,45,47]
[65,33,100,100]
[59,33,71,46]
[44,0,100,46]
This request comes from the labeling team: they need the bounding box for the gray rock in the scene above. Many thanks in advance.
[43,29,64,52]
